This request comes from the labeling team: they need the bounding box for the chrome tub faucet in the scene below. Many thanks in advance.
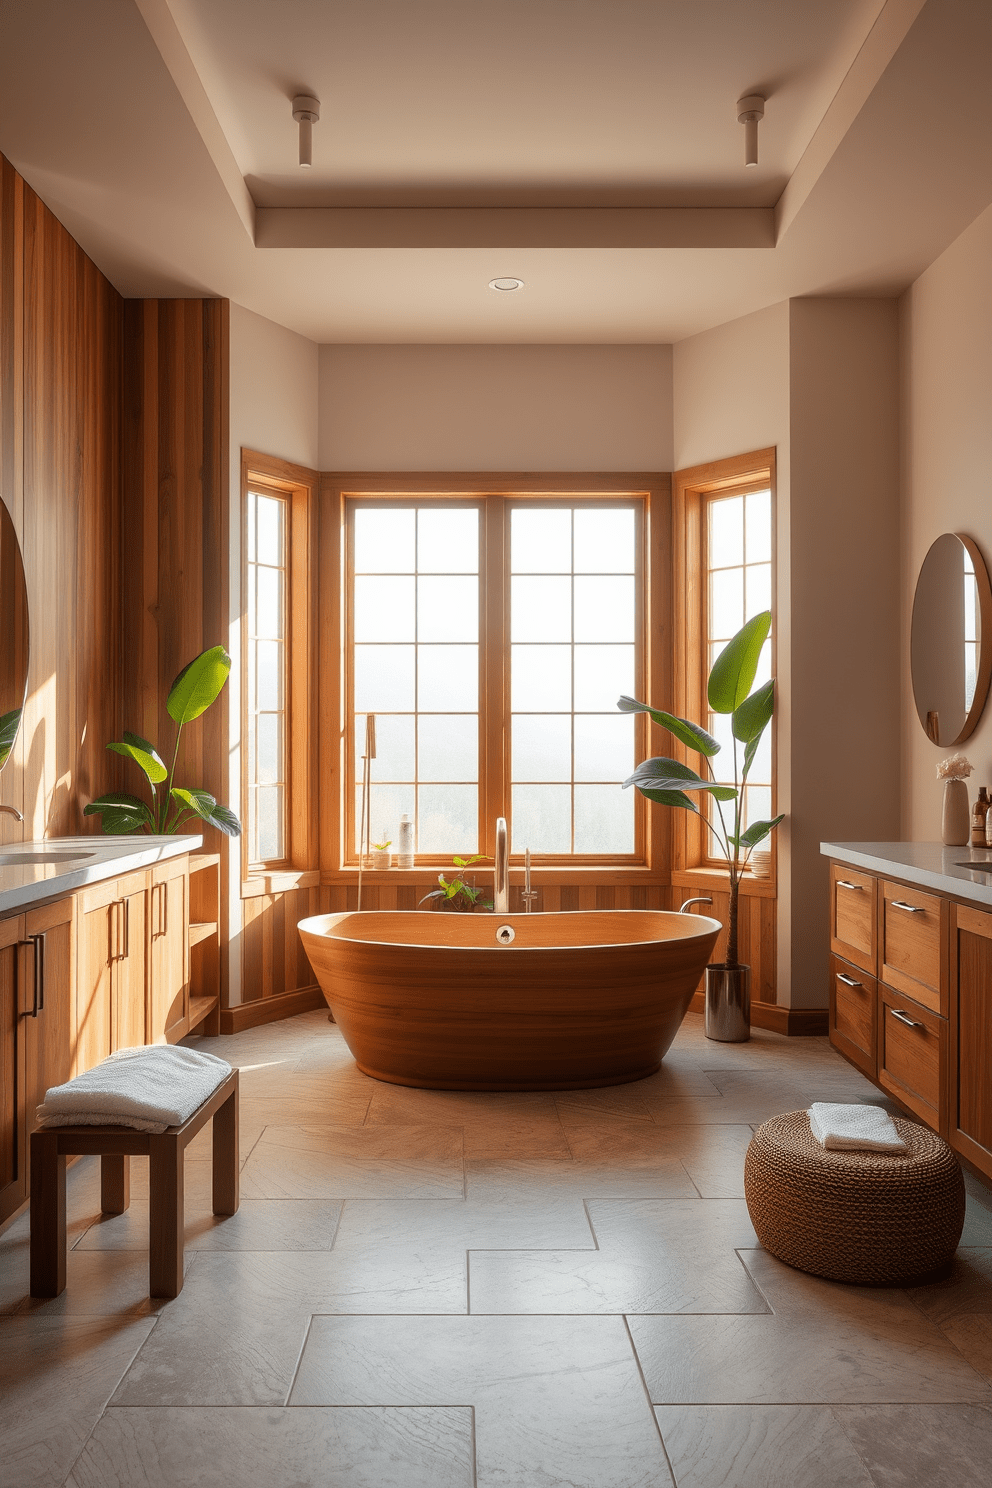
[494,817,509,914]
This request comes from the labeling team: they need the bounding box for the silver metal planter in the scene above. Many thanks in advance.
[704,963,751,1042]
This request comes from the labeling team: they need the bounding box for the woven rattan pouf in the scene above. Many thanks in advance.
[744,1110,965,1286]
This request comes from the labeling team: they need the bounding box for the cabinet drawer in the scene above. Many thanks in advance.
[829,955,876,1078]
[829,864,876,974]
[878,985,946,1131]
[881,880,947,1014]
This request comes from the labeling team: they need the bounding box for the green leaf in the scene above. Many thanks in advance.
[0,707,21,768]
[107,732,168,785]
[707,612,771,714]
[166,645,232,726]
[732,814,785,848]
[617,697,720,757]
[170,787,216,820]
[453,854,489,868]
[204,802,241,838]
[742,731,762,781]
[625,758,737,801]
[83,792,155,834]
[640,786,698,812]
[732,680,775,743]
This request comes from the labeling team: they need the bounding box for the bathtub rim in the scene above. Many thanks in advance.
[297,907,724,954]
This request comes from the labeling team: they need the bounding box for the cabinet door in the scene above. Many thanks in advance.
[878,983,947,1134]
[75,883,116,1076]
[114,885,147,1051]
[950,903,992,1176]
[828,954,876,1079]
[148,858,189,1043]
[829,864,876,974]
[24,897,75,1116]
[0,917,25,1225]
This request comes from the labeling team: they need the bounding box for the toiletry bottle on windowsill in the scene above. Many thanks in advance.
[973,787,990,846]
[397,813,415,869]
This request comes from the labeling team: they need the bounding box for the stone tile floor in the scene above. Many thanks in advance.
[2,1008,992,1486]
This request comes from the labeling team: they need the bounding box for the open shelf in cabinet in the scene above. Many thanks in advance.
[188,854,221,1037]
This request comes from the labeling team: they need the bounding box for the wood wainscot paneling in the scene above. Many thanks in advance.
[1,154,124,840]
[121,297,230,1001]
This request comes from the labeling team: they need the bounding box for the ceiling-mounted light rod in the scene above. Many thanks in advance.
[737,94,765,168]
[292,94,320,167]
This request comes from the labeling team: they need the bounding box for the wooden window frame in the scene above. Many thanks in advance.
[672,449,777,898]
[320,472,672,884]
[240,450,317,894]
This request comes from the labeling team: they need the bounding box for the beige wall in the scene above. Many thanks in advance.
[318,344,674,471]
[673,298,901,1009]
[788,298,901,1006]
[900,204,992,839]
[228,303,319,1004]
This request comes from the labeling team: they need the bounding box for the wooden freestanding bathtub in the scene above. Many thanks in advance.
[297,909,721,1091]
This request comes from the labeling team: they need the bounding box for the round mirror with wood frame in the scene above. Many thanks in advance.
[911,532,992,746]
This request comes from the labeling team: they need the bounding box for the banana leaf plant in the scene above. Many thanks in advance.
[619,610,782,968]
[84,645,241,838]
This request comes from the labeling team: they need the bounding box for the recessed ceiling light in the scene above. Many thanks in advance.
[489,277,525,292]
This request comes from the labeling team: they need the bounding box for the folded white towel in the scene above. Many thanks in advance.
[808,1102,907,1153]
[36,1044,232,1134]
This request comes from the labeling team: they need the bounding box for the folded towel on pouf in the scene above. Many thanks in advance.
[808,1102,908,1153]
[36,1044,232,1133]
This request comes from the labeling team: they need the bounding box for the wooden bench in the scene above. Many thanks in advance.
[30,1068,239,1299]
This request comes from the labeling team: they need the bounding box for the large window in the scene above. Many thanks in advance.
[345,494,646,862]
[245,486,289,865]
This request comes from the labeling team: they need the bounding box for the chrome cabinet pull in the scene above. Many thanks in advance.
[836,972,863,988]
[891,1008,924,1029]
[836,880,863,891]
[891,900,925,914]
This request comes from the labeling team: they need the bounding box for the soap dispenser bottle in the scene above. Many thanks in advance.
[397,813,415,869]
[973,786,990,846]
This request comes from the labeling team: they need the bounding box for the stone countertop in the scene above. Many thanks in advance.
[0,835,203,917]
[820,840,992,908]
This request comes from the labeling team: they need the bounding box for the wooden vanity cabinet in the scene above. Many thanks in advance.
[0,897,74,1226]
[827,855,992,1183]
[949,904,992,1172]
[147,856,189,1044]
[75,870,148,1072]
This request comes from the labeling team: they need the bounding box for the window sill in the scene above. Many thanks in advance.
[242,869,320,899]
[671,866,777,899]
[322,865,671,887]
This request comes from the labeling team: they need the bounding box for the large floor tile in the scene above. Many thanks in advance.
[465,1155,697,1202]
[558,1118,754,1196]
[67,1405,474,1488]
[333,1195,595,1251]
[365,1084,572,1157]
[240,1122,464,1199]
[112,1246,467,1407]
[0,1315,154,1488]
[908,1248,992,1323]
[13,1247,186,1317]
[630,1249,992,1404]
[74,1198,344,1252]
[291,1313,673,1488]
[655,1404,875,1488]
[834,1403,992,1488]
[469,1199,765,1315]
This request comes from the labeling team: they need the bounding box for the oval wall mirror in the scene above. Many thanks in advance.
[911,532,992,745]
[0,499,29,771]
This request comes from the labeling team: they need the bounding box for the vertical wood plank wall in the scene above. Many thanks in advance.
[121,298,231,994]
[0,154,123,840]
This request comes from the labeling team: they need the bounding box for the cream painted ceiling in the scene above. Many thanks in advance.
[1,0,990,343]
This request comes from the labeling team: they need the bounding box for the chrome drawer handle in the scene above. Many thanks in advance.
[836,880,863,891]
[891,900,925,914]
[891,1009,924,1029]
[836,972,863,987]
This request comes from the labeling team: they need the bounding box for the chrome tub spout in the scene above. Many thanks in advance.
[494,817,509,913]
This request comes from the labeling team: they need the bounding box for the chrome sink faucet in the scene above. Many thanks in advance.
[494,816,509,914]
[0,804,23,822]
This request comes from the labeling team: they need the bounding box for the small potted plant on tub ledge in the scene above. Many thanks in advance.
[618,610,783,1042]
[372,836,392,870]
[419,855,494,913]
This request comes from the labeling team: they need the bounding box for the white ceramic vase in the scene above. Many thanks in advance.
[941,778,970,846]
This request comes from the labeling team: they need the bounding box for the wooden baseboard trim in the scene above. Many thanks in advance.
[221,985,325,1034]
[688,991,827,1037]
